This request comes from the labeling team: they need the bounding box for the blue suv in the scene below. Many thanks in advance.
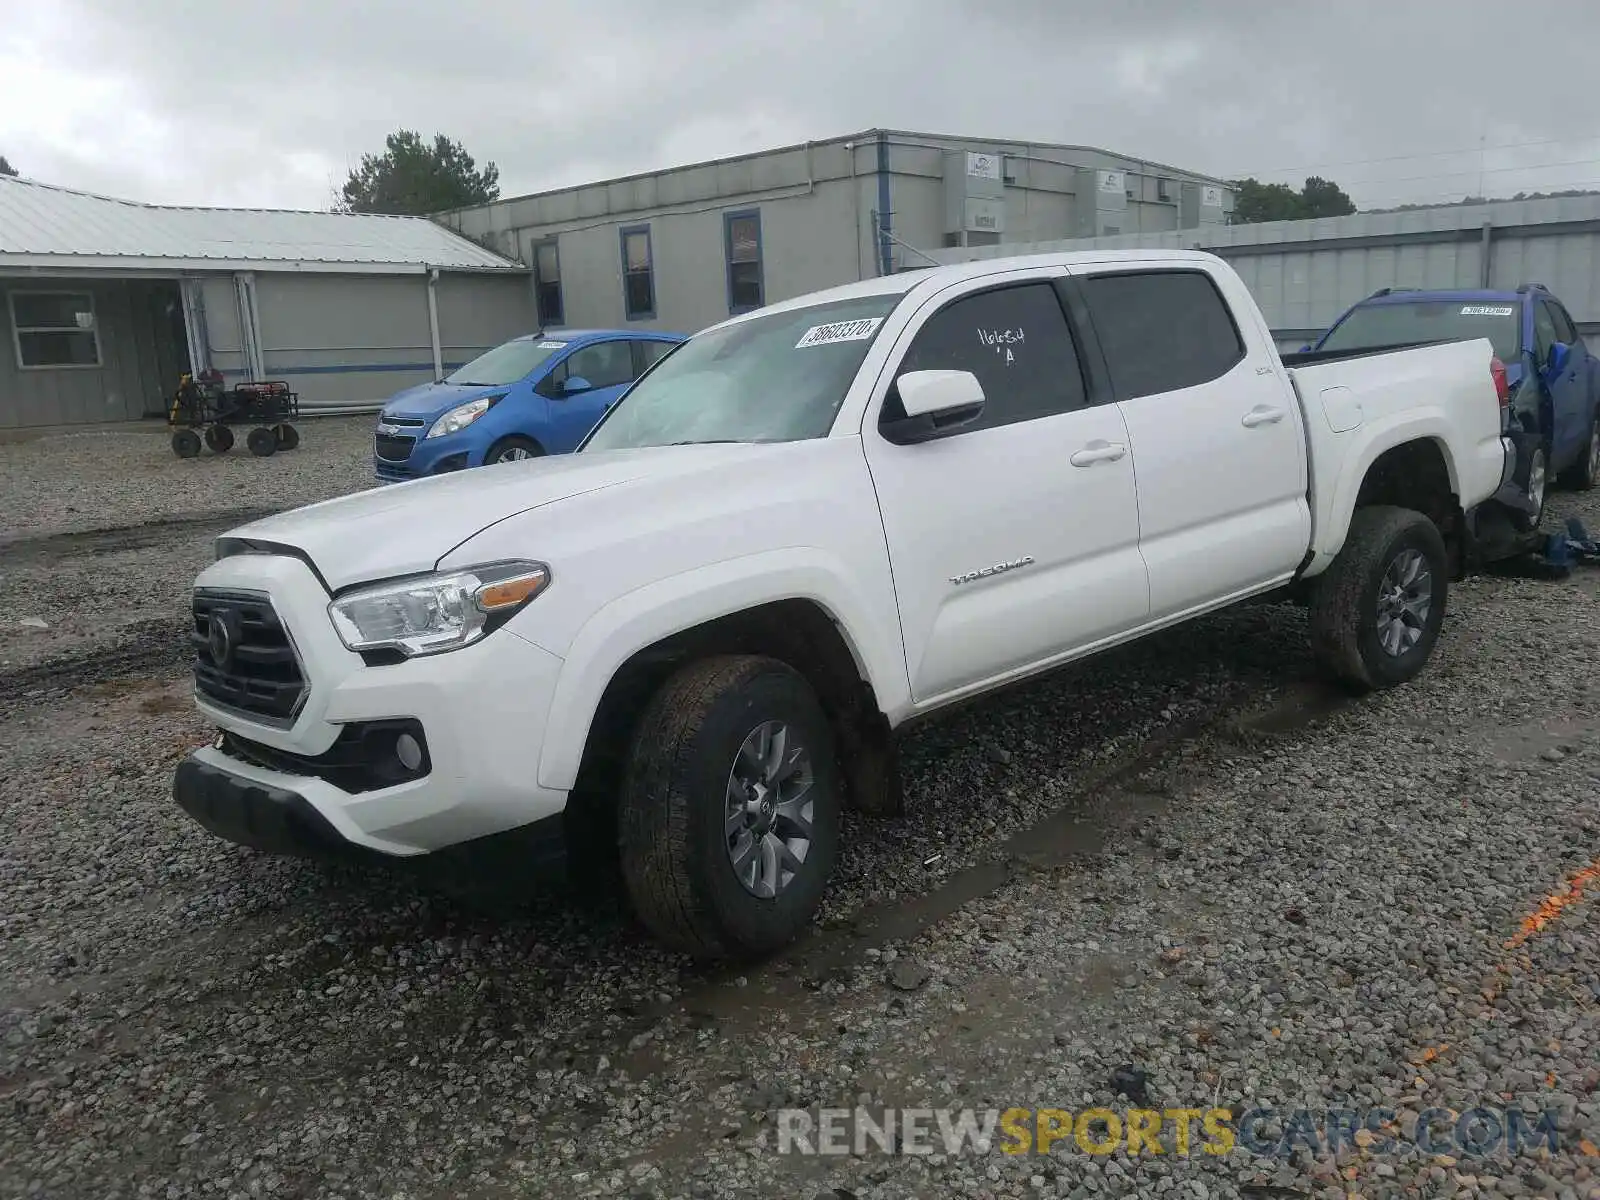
[373,329,686,482]
[1313,284,1600,531]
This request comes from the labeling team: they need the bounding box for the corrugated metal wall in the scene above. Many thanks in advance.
[0,268,535,427]
[0,278,167,428]
[925,195,1600,351]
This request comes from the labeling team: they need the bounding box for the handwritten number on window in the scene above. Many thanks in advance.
[979,327,1024,366]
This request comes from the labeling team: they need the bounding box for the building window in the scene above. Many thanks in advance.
[534,241,564,327]
[725,209,763,313]
[620,225,655,320]
[10,291,101,369]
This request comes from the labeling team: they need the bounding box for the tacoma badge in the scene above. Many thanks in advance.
[950,556,1035,586]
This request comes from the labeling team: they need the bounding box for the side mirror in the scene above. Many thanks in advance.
[562,375,593,396]
[1545,342,1570,378]
[880,370,986,445]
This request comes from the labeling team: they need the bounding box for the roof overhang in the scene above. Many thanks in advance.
[0,256,529,277]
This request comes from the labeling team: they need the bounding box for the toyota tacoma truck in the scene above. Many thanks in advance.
[174,249,1512,962]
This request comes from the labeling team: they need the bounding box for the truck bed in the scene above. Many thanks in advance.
[1278,338,1455,369]
[1280,336,1506,573]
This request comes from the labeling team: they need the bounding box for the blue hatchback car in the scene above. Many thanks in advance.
[373,328,686,482]
[1312,284,1600,531]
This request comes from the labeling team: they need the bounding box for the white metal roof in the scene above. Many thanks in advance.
[0,175,524,275]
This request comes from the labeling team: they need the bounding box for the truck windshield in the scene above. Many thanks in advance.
[581,295,902,450]
[444,337,565,386]
[1318,300,1521,360]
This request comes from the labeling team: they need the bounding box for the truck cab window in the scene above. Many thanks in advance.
[1083,269,1246,401]
[887,282,1088,433]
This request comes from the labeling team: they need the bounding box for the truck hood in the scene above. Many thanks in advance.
[217,443,784,592]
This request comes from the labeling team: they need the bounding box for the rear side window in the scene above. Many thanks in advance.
[1534,302,1558,361]
[1083,270,1245,400]
[1548,300,1578,345]
[888,282,1088,433]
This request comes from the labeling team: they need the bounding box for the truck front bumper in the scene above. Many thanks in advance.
[174,752,373,859]
[176,552,572,859]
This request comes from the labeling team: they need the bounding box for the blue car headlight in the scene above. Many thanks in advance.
[427,394,506,439]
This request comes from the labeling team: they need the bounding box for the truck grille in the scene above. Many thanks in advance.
[191,589,307,724]
[374,433,416,461]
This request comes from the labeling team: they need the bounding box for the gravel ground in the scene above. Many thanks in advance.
[0,418,375,672]
[0,448,1597,1198]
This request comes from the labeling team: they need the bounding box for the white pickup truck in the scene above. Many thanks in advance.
[174,249,1511,960]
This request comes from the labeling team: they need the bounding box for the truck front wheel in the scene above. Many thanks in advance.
[618,655,840,961]
[1309,505,1449,694]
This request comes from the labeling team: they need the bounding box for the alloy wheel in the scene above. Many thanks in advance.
[1375,547,1433,658]
[724,720,815,899]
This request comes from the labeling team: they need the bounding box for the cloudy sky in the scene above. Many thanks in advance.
[3,0,1598,214]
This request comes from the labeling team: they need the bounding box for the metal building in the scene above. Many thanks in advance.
[437,129,1235,336]
[0,175,532,429]
[924,193,1600,350]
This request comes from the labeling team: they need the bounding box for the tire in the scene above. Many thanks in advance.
[246,426,277,457]
[1559,415,1599,491]
[204,424,234,453]
[618,655,840,962]
[273,422,300,451]
[1510,444,1548,534]
[486,436,544,464]
[1310,505,1449,694]
[171,429,202,459]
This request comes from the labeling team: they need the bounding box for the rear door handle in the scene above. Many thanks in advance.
[1070,441,1127,467]
[1241,405,1287,428]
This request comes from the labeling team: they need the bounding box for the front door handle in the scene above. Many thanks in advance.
[1070,441,1127,467]
[1241,405,1287,428]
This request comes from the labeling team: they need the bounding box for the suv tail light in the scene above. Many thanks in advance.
[1490,356,1510,406]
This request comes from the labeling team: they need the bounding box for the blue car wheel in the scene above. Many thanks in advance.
[485,435,544,464]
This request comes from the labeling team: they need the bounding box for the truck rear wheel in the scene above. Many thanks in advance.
[1310,505,1449,694]
[618,655,839,961]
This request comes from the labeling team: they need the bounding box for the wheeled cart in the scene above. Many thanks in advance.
[167,370,302,459]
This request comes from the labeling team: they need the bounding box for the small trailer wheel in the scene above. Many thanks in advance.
[205,424,235,453]
[171,429,202,459]
[273,423,300,451]
[246,427,278,457]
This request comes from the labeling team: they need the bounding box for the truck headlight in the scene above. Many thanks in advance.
[327,561,550,658]
[426,394,504,439]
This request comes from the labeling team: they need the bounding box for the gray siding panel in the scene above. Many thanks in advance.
[444,133,1226,335]
[434,272,536,350]
[0,267,538,425]
[0,278,160,428]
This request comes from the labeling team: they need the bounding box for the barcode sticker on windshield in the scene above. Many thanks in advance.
[1460,306,1515,316]
[795,318,883,348]
[537,341,568,349]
